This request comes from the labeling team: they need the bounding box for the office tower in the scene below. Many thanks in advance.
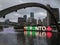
[47,4,59,25]
[5,19,10,24]
[30,12,34,18]
[27,17,37,25]
[43,17,48,26]
[18,17,24,23]
[38,19,42,25]
[47,4,59,30]
[23,15,27,22]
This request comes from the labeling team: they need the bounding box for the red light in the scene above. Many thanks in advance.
[46,26,52,31]
[46,32,52,39]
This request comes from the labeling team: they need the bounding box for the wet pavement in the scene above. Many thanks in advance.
[0,27,59,45]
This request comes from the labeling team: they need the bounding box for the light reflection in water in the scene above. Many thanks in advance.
[0,28,58,45]
[23,31,48,45]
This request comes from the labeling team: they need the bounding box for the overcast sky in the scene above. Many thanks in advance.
[0,0,60,22]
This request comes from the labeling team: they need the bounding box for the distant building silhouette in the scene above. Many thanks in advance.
[27,17,37,25]
[47,4,59,25]
[38,19,42,25]
[5,19,10,24]
[23,15,27,22]
[18,17,24,25]
[30,12,34,18]
[43,17,47,26]
[27,12,37,25]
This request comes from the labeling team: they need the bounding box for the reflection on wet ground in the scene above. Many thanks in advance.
[17,32,58,45]
[0,28,59,45]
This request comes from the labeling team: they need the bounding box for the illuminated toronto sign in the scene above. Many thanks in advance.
[24,26,52,31]
[24,26,53,39]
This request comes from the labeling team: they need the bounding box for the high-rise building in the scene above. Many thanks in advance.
[38,19,42,25]
[27,17,37,25]
[30,12,34,18]
[5,19,10,24]
[47,4,59,29]
[18,17,26,26]
[18,17,25,23]
[23,15,27,22]
[43,17,47,26]
[47,5,59,25]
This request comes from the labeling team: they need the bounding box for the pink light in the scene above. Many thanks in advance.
[46,32,52,39]
[46,26,52,31]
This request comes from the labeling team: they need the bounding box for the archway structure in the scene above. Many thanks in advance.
[0,2,59,31]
